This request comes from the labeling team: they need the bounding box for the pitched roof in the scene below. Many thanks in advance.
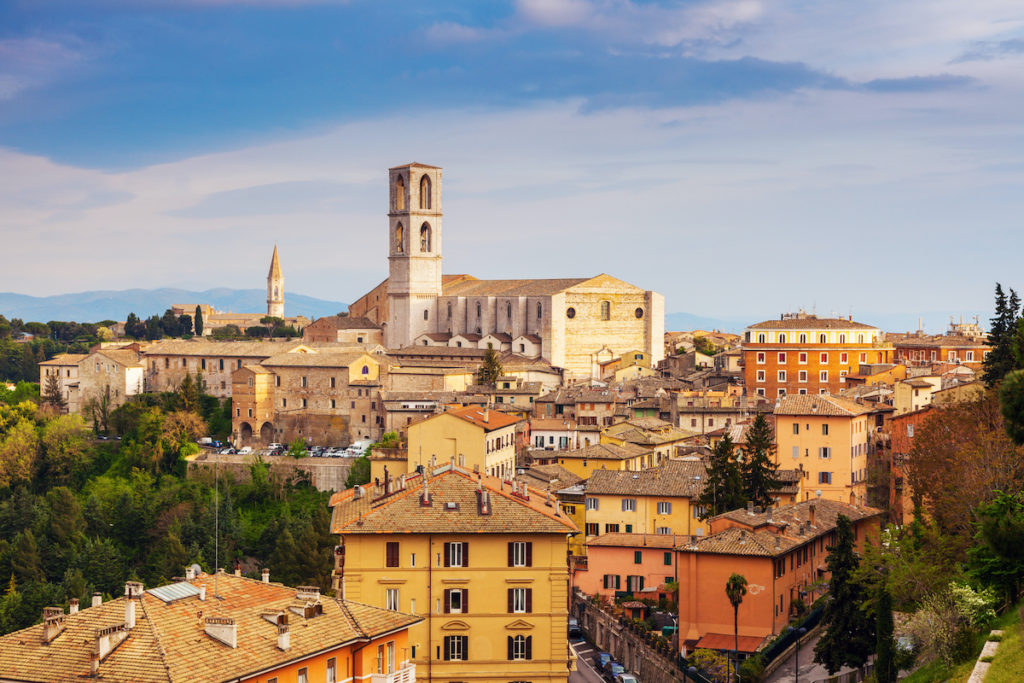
[261,350,372,368]
[39,354,88,366]
[329,466,578,535]
[142,340,308,358]
[711,498,881,536]
[515,464,583,492]
[773,393,872,417]
[443,277,589,297]
[268,244,282,279]
[95,349,143,368]
[447,405,522,431]
[746,317,878,331]
[587,533,688,549]
[586,460,707,497]
[556,442,650,461]
[0,573,420,683]
[307,315,381,331]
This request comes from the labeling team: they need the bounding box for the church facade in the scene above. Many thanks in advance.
[349,163,665,379]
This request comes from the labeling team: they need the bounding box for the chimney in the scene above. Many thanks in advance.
[774,535,781,550]
[199,585,207,601]
[296,586,321,601]
[41,607,66,644]
[747,501,755,516]
[262,568,270,583]
[92,592,102,608]
[420,476,432,506]
[766,507,773,522]
[185,565,195,580]
[234,561,241,577]
[277,614,291,651]
[124,582,143,629]
[738,530,747,544]
[90,650,100,676]
[125,600,136,629]
[809,504,817,527]
[204,617,237,649]
[69,598,79,615]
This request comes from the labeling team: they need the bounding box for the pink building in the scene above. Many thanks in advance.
[575,534,685,598]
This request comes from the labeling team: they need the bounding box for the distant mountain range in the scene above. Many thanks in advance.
[0,289,987,336]
[0,289,349,323]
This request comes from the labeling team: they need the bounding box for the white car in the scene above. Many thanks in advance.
[237,446,253,455]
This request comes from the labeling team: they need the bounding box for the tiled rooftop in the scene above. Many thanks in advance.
[586,460,707,497]
[773,393,872,417]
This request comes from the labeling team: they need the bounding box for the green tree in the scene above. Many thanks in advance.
[998,368,1024,445]
[269,526,301,587]
[11,530,43,584]
[0,420,39,489]
[194,305,204,337]
[477,344,503,386]
[41,414,92,485]
[693,335,718,356]
[740,413,782,510]
[966,490,1024,604]
[696,434,746,519]
[983,283,1020,386]
[725,573,747,664]
[287,438,307,458]
[85,385,113,436]
[875,582,897,683]
[346,455,370,488]
[814,515,875,675]
[42,372,65,411]
[177,373,201,414]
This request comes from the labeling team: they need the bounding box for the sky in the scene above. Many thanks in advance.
[2,0,1024,328]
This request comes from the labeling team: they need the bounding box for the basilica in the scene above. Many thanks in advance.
[348,163,665,379]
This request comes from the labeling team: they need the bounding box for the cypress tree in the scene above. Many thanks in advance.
[875,583,897,683]
[741,413,782,510]
[477,344,503,386]
[814,515,875,674]
[42,372,66,411]
[983,283,1021,386]
[194,305,204,337]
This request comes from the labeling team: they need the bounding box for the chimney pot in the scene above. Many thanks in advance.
[125,600,136,629]
[92,592,102,608]
[809,503,817,527]
[747,501,754,515]
[69,598,80,615]
[277,622,291,651]
[199,585,207,601]
[262,568,270,583]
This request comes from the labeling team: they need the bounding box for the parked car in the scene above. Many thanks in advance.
[614,674,638,683]
[237,446,253,455]
[568,617,583,640]
[595,652,612,669]
[602,661,625,681]
[268,443,283,451]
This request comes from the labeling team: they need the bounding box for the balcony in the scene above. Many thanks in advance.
[371,662,416,683]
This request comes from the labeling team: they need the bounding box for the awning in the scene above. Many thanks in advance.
[694,633,766,654]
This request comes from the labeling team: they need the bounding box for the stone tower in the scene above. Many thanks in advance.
[267,245,284,319]
[385,163,443,348]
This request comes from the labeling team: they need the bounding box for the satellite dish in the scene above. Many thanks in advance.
[189,563,202,577]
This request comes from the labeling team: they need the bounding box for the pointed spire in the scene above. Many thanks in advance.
[268,244,282,280]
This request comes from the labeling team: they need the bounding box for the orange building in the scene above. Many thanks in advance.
[675,499,883,655]
[575,533,683,598]
[0,572,421,683]
[742,315,893,398]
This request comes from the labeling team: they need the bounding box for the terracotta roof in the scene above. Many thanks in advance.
[746,317,879,331]
[586,460,707,497]
[392,346,487,358]
[95,349,143,368]
[773,394,872,417]
[261,350,372,368]
[307,315,381,331]
[556,442,650,461]
[887,333,986,348]
[530,418,579,431]
[447,405,522,431]
[443,277,590,297]
[0,573,420,682]
[587,533,689,549]
[515,465,583,492]
[143,340,309,358]
[711,498,882,535]
[39,354,88,365]
[390,161,441,169]
[695,633,767,654]
[329,466,578,535]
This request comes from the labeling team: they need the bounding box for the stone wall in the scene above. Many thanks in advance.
[573,591,689,683]
[187,453,352,492]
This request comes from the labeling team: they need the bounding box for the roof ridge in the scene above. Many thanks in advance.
[138,590,175,683]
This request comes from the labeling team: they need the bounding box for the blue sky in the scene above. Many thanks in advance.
[2,0,1024,329]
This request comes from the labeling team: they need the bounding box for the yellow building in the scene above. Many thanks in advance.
[773,394,872,505]
[330,465,578,683]
[541,442,651,479]
[583,460,710,538]
[600,417,692,466]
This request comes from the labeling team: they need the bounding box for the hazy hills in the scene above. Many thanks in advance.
[0,289,349,323]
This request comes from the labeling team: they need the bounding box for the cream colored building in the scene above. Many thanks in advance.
[347,163,665,379]
[39,353,87,413]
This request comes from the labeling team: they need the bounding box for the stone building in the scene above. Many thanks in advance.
[348,162,665,379]
[302,315,383,345]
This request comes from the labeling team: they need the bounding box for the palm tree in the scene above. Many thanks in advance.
[725,573,748,673]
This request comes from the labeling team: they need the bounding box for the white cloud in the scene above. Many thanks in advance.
[516,0,594,28]
[0,37,85,101]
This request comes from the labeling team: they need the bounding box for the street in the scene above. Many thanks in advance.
[763,631,857,683]
[570,641,607,683]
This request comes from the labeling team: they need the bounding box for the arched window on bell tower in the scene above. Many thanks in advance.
[420,223,431,252]
[395,176,405,211]
[395,223,404,254]
[420,175,432,210]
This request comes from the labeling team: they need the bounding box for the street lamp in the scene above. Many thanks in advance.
[786,626,808,683]
[687,665,698,682]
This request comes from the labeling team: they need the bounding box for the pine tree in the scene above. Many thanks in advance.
[814,515,875,674]
[194,305,204,337]
[696,434,747,519]
[477,344,503,386]
[741,413,782,510]
[875,582,897,683]
[11,531,44,584]
[983,283,1021,386]
[42,372,66,411]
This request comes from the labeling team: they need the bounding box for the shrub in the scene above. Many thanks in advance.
[988,633,1003,642]
[981,655,995,663]
[738,653,765,682]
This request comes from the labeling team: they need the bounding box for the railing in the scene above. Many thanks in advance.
[370,662,415,683]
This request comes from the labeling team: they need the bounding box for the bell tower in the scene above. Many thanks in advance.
[386,163,443,348]
[267,244,284,319]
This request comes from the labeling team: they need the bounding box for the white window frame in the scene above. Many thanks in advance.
[585,497,599,511]
[656,526,672,535]
[449,588,464,613]
[448,542,465,567]
[512,634,528,660]
[799,370,807,383]
[778,352,787,363]
[512,587,527,613]
[511,541,528,567]
[447,635,466,661]
[757,370,766,382]
[819,446,831,459]
[819,370,828,382]
[757,352,766,364]
[657,501,672,515]
[820,352,828,363]
[777,370,787,381]
[386,588,399,611]
[622,498,637,512]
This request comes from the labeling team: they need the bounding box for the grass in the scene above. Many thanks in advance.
[983,606,1023,683]
[900,603,1022,683]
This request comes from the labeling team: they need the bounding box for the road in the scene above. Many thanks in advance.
[570,641,607,683]
[763,631,858,683]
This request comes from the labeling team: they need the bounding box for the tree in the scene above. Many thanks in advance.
[42,372,65,411]
[85,385,113,436]
[693,335,718,356]
[477,344,503,386]
[998,369,1024,444]
[0,420,39,488]
[966,490,1024,605]
[345,454,370,488]
[875,582,897,683]
[177,373,201,414]
[696,434,746,519]
[725,573,747,665]
[124,313,146,339]
[11,530,43,584]
[194,305,204,337]
[741,413,782,510]
[814,515,875,675]
[983,283,1020,386]
[41,414,92,485]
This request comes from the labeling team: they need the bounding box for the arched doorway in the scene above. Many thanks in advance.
[240,422,253,444]
[260,422,274,444]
